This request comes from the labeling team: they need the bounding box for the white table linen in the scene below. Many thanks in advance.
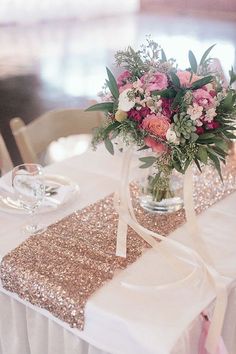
[0,145,236,354]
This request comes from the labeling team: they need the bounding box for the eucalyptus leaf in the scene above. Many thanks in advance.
[139,156,156,168]
[196,146,208,164]
[194,158,202,173]
[104,138,114,155]
[188,50,198,73]
[190,76,213,90]
[85,102,114,113]
[170,72,181,88]
[199,44,216,66]
[161,49,167,62]
[208,152,223,181]
[106,67,119,99]
[229,66,236,86]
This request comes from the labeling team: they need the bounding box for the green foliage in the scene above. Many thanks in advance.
[199,44,216,66]
[85,102,114,113]
[229,67,236,86]
[190,76,213,90]
[188,50,198,73]
[106,67,119,99]
[139,156,157,168]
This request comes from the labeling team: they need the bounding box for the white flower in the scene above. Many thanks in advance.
[118,89,135,112]
[187,103,203,120]
[205,108,217,122]
[166,126,179,145]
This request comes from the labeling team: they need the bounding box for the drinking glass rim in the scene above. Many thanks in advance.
[12,163,44,177]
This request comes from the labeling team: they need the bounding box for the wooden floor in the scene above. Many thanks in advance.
[0,12,235,165]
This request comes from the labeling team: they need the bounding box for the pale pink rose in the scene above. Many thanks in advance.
[141,72,168,91]
[144,136,167,154]
[193,88,216,109]
[142,114,170,138]
[119,83,133,93]
[117,70,131,88]
[176,71,201,88]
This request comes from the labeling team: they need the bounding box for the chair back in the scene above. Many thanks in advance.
[10,108,103,163]
[0,133,13,174]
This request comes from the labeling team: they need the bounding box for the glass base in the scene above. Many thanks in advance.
[22,223,47,236]
[139,195,183,214]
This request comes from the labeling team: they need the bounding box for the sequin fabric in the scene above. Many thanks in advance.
[1,158,236,330]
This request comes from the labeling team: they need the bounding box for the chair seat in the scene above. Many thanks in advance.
[43,134,92,165]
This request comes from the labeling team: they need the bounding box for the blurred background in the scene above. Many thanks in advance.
[0,0,236,165]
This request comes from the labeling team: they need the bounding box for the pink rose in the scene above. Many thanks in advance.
[176,71,201,88]
[193,89,215,109]
[117,70,131,88]
[144,136,167,154]
[119,83,133,93]
[142,114,170,138]
[141,72,168,91]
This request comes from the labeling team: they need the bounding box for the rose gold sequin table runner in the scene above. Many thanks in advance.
[1,160,236,330]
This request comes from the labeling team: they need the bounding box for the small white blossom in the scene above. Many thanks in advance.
[187,103,203,121]
[205,108,217,122]
[166,126,179,145]
[118,89,135,112]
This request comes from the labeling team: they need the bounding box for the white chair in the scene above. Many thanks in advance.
[0,133,13,175]
[10,108,103,164]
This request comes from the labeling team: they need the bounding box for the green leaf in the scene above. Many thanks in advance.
[171,90,185,109]
[137,145,149,151]
[222,131,236,140]
[103,121,120,137]
[197,132,216,141]
[172,160,183,173]
[104,138,114,155]
[199,44,216,66]
[188,50,198,73]
[229,66,236,86]
[106,67,119,99]
[170,72,181,88]
[220,91,235,112]
[196,146,208,164]
[208,152,223,181]
[194,158,202,173]
[214,139,228,152]
[161,49,167,62]
[85,102,114,113]
[190,76,213,90]
[153,87,176,98]
[139,156,156,168]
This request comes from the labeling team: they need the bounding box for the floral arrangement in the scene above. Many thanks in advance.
[86,39,236,203]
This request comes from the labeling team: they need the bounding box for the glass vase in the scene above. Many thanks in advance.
[138,164,184,214]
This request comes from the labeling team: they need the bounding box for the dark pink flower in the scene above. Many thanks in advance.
[128,107,151,122]
[196,126,205,135]
[117,70,131,88]
[144,136,168,154]
[128,109,142,122]
[141,72,168,91]
[206,121,220,130]
[161,98,172,119]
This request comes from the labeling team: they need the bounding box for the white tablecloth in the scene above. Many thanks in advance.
[0,145,236,354]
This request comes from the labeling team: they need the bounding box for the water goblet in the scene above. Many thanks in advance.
[12,163,46,235]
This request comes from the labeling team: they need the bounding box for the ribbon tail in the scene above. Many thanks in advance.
[205,279,228,354]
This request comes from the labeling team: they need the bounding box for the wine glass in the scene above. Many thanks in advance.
[12,163,46,235]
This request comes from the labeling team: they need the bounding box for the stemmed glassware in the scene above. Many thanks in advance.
[12,163,46,235]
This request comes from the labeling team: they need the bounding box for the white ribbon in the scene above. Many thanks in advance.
[115,147,229,354]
